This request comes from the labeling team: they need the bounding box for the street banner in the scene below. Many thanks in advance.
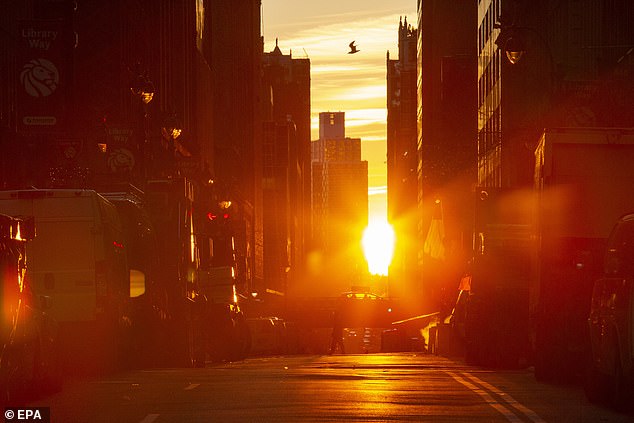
[17,20,70,134]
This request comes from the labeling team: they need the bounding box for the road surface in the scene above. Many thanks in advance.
[19,353,634,422]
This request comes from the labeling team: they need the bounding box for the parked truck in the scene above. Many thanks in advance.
[465,127,634,379]
[99,181,203,368]
[532,127,634,381]
[102,178,249,366]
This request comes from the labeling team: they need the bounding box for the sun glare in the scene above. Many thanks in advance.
[362,219,395,276]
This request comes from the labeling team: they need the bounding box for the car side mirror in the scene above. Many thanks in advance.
[130,269,146,298]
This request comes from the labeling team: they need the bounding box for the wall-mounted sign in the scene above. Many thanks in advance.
[17,20,70,134]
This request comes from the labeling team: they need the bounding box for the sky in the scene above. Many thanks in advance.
[262,0,418,221]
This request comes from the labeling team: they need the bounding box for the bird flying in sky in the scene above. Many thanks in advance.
[348,41,360,54]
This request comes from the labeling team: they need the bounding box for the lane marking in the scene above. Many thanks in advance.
[462,372,545,423]
[139,414,160,423]
[446,371,522,422]
[184,383,200,391]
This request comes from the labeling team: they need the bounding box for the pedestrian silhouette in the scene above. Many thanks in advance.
[329,310,345,354]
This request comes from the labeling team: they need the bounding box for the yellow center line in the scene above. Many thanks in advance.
[446,371,523,423]
[139,414,160,423]
[462,372,545,423]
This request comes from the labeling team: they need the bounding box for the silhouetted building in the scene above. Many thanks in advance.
[479,0,634,189]
[311,112,368,296]
[387,17,418,302]
[210,0,264,294]
[417,0,478,313]
[1,1,213,191]
[261,121,293,300]
[262,40,311,302]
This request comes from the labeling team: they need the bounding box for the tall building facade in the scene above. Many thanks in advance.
[1,0,213,191]
[479,0,634,189]
[311,112,368,296]
[417,0,478,313]
[210,0,264,295]
[1,0,267,300]
[387,17,418,303]
[262,40,311,303]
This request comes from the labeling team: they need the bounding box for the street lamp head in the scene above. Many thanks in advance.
[161,114,183,140]
[140,88,154,104]
[218,200,232,210]
[494,23,529,65]
[504,36,526,64]
[130,74,155,104]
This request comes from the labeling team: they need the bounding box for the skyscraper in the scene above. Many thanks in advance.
[210,0,264,294]
[262,39,311,302]
[310,112,368,296]
[387,16,418,302]
[417,0,477,312]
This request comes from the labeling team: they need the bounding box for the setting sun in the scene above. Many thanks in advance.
[362,219,395,276]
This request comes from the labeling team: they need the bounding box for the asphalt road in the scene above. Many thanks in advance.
[20,353,634,423]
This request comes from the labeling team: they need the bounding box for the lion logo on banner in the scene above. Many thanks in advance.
[20,58,59,97]
[108,148,135,173]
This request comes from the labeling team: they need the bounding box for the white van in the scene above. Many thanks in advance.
[0,189,131,373]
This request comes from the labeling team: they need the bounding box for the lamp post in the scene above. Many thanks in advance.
[130,72,155,105]
[161,114,182,141]
[129,67,155,182]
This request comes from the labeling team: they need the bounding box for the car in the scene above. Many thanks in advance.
[585,213,634,409]
[245,317,286,356]
[337,289,395,328]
